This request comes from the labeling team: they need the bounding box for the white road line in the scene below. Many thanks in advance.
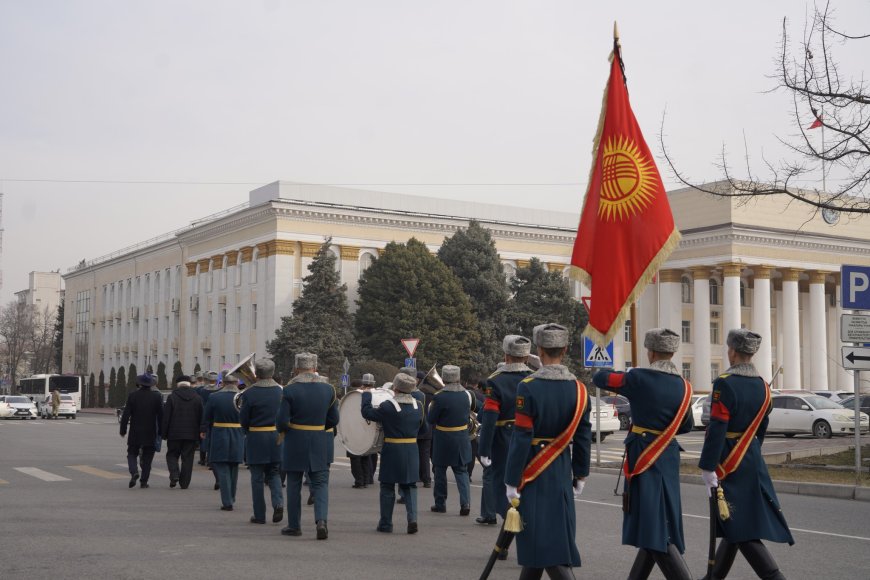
[115,464,169,478]
[13,467,71,482]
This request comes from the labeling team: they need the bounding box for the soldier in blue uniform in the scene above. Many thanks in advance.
[699,329,793,580]
[504,323,592,580]
[428,364,475,515]
[239,360,285,526]
[361,373,423,534]
[196,371,221,467]
[277,352,340,540]
[592,328,694,580]
[201,373,245,511]
[396,366,427,505]
[478,335,533,528]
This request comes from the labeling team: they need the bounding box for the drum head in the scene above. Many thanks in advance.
[337,390,392,456]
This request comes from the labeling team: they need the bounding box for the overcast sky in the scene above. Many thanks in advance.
[1,0,866,304]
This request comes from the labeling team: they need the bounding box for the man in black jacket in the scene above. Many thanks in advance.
[120,374,163,489]
[162,375,204,489]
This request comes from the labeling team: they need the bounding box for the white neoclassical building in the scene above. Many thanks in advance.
[61,181,870,392]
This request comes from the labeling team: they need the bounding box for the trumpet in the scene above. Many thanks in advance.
[227,352,257,411]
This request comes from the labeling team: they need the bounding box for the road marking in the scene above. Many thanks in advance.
[13,467,71,482]
[67,465,127,480]
[115,464,170,478]
[0,478,8,484]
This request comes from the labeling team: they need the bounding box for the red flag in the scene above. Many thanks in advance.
[570,40,681,346]
[808,114,823,129]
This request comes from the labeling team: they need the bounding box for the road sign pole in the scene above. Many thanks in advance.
[595,385,601,467]
[856,370,862,485]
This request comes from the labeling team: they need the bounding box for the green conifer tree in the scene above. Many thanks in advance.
[172,361,183,387]
[98,370,106,408]
[115,367,126,407]
[127,364,137,393]
[88,373,96,408]
[157,361,168,390]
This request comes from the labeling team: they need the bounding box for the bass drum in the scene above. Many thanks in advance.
[337,389,395,456]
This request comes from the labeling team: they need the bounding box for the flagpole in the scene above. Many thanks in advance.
[821,106,826,193]
[630,302,639,368]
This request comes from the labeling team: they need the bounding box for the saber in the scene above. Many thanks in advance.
[706,485,719,579]
[613,445,626,496]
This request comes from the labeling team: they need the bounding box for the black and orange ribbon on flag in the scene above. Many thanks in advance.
[519,381,587,491]
[715,382,771,481]
[570,27,681,346]
[622,379,692,481]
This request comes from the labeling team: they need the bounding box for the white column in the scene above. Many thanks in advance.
[751,266,773,383]
[722,263,743,362]
[809,271,829,390]
[781,268,802,389]
[692,267,712,391]
[658,270,684,368]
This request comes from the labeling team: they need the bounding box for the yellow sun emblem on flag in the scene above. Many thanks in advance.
[598,136,658,221]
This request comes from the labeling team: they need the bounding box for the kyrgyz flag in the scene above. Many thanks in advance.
[571,37,681,346]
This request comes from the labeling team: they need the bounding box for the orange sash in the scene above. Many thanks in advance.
[715,380,770,481]
[519,380,587,491]
[623,378,692,480]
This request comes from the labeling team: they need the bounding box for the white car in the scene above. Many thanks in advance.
[38,393,77,419]
[0,395,38,419]
[691,395,708,430]
[768,394,869,438]
[588,397,621,443]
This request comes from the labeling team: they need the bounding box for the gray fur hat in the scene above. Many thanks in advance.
[205,371,219,382]
[392,373,417,394]
[294,352,317,370]
[643,328,681,354]
[441,365,461,383]
[503,335,532,357]
[533,323,570,349]
[361,373,376,385]
[527,354,542,370]
[194,371,204,380]
[222,373,240,385]
[399,366,417,378]
[255,358,276,379]
[727,328,762,355]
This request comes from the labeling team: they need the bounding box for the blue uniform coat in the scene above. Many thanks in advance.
[361,392,422,484]
[504,366,591,569]
[698,368,794,545]
[277,373,340,473]
[201,390,244,464]
[428,387,475,468]
[239,381,283,465]
[593,366,693,553]
[478,366,531,517]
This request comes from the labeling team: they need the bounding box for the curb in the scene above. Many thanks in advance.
[588,466,870,502]
[79,408,116,415]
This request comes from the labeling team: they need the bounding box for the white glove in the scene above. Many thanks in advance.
[701,470,719,498]
[479,456,492,467]
[573,479,585,498]
[505,484,521,503]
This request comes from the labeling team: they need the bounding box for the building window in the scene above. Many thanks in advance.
[154,272,161,304]
[360,252,376,279]
[235,253,242,286]
[709,279,720,305]
[235,306,241,333]
[220,256,228,290]
[740,281,747,307]
[220,307,227,333]
[624,319,632,343]
[681,276,692,304]
[252,304,258,330]
[206,262,213,293]
[681,362,691,380]
[625,360,633,370]
[711,363,721,380]
[164,316,169,338]
[74,290,91,374]
[710,322,720,345]
[681,320,691,344]
[144,274,150,303]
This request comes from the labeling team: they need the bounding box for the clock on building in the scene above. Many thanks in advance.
[822,207,839,225]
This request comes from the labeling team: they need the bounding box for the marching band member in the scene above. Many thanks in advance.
[504,323,591,580]
[698,329,793,580]
[196,371,221,468]
[201,373,244,511]
[277,352,339,540]
[361,373,423,534]
[592,328,694,580]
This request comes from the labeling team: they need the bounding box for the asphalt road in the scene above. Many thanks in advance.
[1,415,869,580]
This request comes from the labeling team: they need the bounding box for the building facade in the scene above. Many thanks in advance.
[15,271,64,316]
[62,181,870,392]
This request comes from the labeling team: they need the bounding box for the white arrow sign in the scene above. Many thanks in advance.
[401,338,420,357]
[842,346,870,370]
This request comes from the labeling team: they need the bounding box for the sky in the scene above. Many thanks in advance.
[0,0,867,303]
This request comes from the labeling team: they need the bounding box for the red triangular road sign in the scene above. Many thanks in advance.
[401,338,420,357]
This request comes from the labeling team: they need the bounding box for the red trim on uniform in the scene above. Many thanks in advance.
[711,401,730,422]
[483,398,501,412]
[514,412,533,430]
[607,373,625,389]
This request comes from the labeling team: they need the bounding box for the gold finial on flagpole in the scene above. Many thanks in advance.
[613,21,620,41]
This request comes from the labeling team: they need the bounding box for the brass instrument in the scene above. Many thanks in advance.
[423,364,479,440]
[227,352,257,411]
[422,364,445,389]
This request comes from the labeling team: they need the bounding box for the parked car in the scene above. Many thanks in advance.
[0,395,38,419]
[38,393,77,419]
[768,394,869,438]
[600,395,631,430]
[589,397,621,443]
[116,390,173,423]
[837,394,870,416]
[691,395,709,430]
[812,390,847,403]
[701,396,712,427]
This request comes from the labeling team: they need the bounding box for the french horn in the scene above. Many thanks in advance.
[227,352,257,411]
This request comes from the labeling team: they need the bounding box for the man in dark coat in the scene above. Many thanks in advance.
[239,359,285,526]
[592,328,694,580]
[427,364,475,516]
[119,373,163,489]
[196,371,221,466]
[504,323,592,580]
[416,370,439,488]
[277,352,339,540]
[699,329,793,580]
[162,375,203,489]
[202,373,245,511]
[361,373,423,534]
[478,335,533,528]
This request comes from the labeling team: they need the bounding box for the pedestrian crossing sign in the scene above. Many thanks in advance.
[583,337,614,368]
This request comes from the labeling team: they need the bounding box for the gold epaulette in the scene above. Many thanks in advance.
[719,374,731,379]
[487,370,501,379]
[520,376,535,383]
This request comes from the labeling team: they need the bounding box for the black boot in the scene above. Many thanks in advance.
[628,549,656,580]
[544,565,576,579]
[738,540,786,580]
[651,544,692,580]
[518,567,544,580]
[698,540,738,580]
[198,451,206,466]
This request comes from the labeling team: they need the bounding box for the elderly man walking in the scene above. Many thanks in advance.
[162,375,204,490]
[119,374,163,489]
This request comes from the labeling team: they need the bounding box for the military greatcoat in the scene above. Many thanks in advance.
[698,364,794,545]
[277,373,340,473]
[593,363,693,553]
[202,390,244,463]
[504,365,591,569]
[239,380,283,465]
[361,392,422,484]
[428,386,474,468]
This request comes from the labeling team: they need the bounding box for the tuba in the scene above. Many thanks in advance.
[422,364,445,389]
[227,353,257,411]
